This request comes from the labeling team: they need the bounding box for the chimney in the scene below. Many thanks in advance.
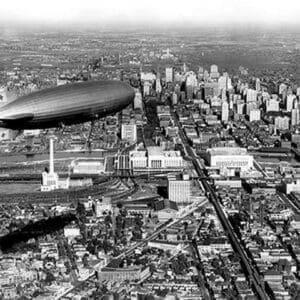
[49,138,54,173]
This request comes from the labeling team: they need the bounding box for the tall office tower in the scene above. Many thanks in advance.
[246,89,258,103]
[121,124,137,143]
[292,108,300,126]
[198,66,204,79]
[246,102,257,116]
[134,91,143,110]
[286,94,296,112]
[237,100,245,115]
[156,78,162,93]
[186,71,198,87]
[203,70,210,81]
[236,81,243,93]
[211,64,218,73]
[143,81,151,96]
[287,86,293,95]
[266,98,279,112]
[172,92,178,105]
[249,109,261,122]
[210,64,220,79]
[218,73,232,95]
[279,83,288,95]
[165,67,173,83]
[186,72,198,100]
[183,63,188,73]
[275,116,290,130]
[221,100,229,122]
[168,173,191,204]
[255,78,261,92]
[229,98,234,110]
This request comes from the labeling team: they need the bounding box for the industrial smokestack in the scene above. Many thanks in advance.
[49,138,54,174]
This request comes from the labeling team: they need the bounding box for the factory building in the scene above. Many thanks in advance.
[71,158,106,175]
[207,147,253,172]
[41,138,94,191]
[129,146,183,172]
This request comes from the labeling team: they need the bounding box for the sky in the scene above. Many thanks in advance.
[1,0,300,27]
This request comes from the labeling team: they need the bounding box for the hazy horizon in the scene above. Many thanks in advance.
[1,0,300,29]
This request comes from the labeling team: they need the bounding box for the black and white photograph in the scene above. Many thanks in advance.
[0,0,300,299]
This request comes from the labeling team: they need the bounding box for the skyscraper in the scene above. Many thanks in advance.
[183,63,188,73]
[165,67,173,83]
[266,98,279,112]
[292,108,300,126]
[172,92,178,105]
[156,78,162,93]
[218,73,232,95]
[210,65,219,79]
[255,78,261,92]
[275,116,290,130]
[249,109,261,122]
[221,100,229,122]
[246,102,257,116]
[134,91,143,110]
[198,66,204,79]
[246,89,257,103]
[237,100,245,115]
[279,83,287,95]
[286,94,296,112]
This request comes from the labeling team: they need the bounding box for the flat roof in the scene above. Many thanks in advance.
[208,147,249,156]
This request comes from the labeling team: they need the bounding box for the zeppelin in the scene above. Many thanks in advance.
[0,80,135,129]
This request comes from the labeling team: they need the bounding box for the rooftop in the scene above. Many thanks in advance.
[147,146,181,157]
[208,147,249,156]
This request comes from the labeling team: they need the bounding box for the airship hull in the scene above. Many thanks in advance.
[0,80,134,129]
